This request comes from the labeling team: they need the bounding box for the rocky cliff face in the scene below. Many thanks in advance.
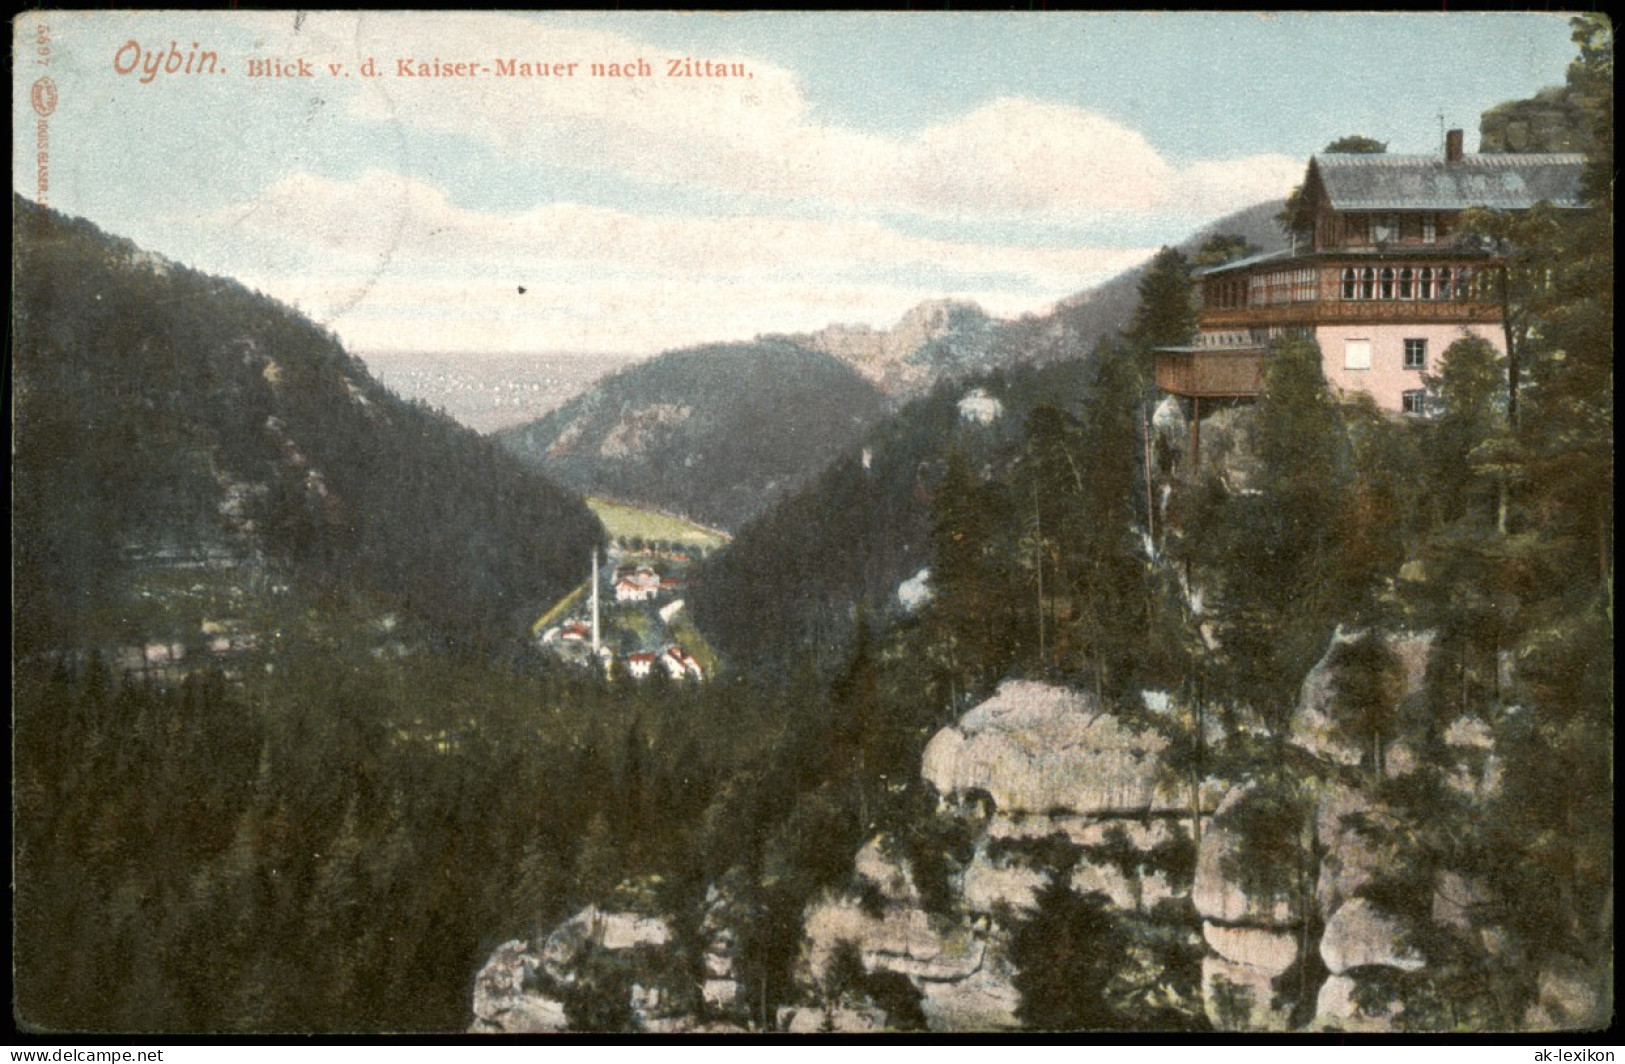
[793,299,1003,400]
[470,897,747,1034]
[1479,84,1594,154]
[471,632,1558,1033]
[791,680,1210,1031]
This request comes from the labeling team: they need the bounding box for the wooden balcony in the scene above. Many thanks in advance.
[1201,298,1502,330]
[1154,346,1266,398]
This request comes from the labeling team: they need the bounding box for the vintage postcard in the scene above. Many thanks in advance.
[12,11,1612,1037]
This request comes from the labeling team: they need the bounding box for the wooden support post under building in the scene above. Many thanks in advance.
[1190,395,1201,472]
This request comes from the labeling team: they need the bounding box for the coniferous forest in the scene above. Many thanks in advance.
[12,17,1612,1035]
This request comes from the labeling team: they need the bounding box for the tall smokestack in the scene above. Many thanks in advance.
[591,549,600,652]
[1445,128,1464,163]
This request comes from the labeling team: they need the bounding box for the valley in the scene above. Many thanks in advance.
[534,498,724,681]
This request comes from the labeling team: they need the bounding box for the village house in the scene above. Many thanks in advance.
[1155,131,1585,417]
[662,646,704,681]
[627,652,657,678]
[614,566,662,603]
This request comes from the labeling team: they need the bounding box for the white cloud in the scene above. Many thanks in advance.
[185,169,1154,351]
[299,12,1298,223]
[237,269,1066,355]
[138,13,1303,352]
[200,169,1148,283]
[1169,154,1305,217]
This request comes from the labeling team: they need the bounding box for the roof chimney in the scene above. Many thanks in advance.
[1445,128,1464,163]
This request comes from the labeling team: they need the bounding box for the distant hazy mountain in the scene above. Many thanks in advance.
[497,340,888,532]
[13,197,602,654]
[361,350,648,434]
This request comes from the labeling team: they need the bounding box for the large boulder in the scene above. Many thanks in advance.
[1314,782,1401,916]
[469,940,569,1034]
[1193,783,1315,1032]
[1290,629,1431,771]
[1202,924,1300,977]
[1312,974,1403,1033]
[1522,957,1608,1031]
[1193,785,1304,927]
[918,961,1022,1031]
[799,891,1019,1031]
[803,898,984,984]
[921,680,1177,816]
[1319,898,1424,975]
[469,903,687,1034]
[538,905,670,980]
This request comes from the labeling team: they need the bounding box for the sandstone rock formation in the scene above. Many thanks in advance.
[473,628,1538,1035]
[1192,783,1309,1031]
[921,680,1180,815]
[469,903,730,1034]
[794,680,1208,1031]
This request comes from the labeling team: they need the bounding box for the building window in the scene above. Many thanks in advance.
[1422,213,1437,244]
[1345,339,1372,371]
[1372,214,1400,244]
[1402,389,1429,415]
[1404,338,1427,370]
[1335,264,1474,302]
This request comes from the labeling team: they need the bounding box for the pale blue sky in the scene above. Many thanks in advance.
[14,11,1580,354]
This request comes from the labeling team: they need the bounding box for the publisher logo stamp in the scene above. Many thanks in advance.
[31,76,58,117]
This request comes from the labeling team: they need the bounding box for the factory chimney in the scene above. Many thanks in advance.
[591,550,600,652]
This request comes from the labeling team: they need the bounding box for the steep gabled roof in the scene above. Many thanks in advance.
[1304,152,1586,215]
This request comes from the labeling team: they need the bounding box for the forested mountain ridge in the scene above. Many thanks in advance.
[690,358,1096,673]
[495,200,1286,532]
[496,340,888,531]
[13,196,603,656]
[690,199,1288,672]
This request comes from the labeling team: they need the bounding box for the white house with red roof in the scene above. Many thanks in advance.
[662,646,704,681]
[615,566,663,603]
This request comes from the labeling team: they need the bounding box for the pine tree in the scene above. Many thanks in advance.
[1126,247,1197,357]
[1009,878,1128,1031]
[1425,335,1508,528]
